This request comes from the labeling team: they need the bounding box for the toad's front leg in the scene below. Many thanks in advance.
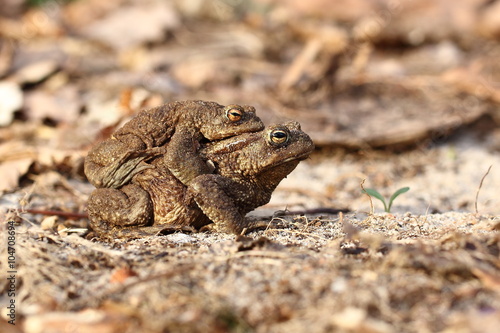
[163,128,214,186]
[188,174,266,234]
[87,184,154,236]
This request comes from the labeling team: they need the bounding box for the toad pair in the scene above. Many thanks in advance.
[84,100,314,238]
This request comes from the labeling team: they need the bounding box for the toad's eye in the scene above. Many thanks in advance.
[225,106,244,122]
[270,129,288,145]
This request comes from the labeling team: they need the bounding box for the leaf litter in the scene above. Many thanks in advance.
[0,0,500,332]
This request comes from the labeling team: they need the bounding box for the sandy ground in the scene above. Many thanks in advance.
[270,125,500,217]
[2,126,500,332]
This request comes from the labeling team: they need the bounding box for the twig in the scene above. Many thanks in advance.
[23,208,88,219]
[475,165,492,214]
[273,208,349,216]
[360,179,374,215]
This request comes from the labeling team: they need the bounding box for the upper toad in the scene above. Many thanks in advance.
[84,100,264,189]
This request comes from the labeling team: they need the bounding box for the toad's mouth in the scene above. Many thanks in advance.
[200,137,212,145]
[277,150,312,165]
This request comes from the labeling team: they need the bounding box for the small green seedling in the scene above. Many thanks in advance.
[363,187,410,213]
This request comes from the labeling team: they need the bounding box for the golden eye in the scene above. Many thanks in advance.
[270,129,288,145]
[225,106,244,122]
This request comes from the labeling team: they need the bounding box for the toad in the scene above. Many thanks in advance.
[87,121,314,238]
[84,100,264,189]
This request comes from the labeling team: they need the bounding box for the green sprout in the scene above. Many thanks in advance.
[28,0,73,7]
[363,187,410,213]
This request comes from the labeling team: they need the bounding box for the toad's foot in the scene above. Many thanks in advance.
[87,147,165,189]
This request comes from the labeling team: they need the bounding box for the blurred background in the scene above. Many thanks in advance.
[1,0,500,215]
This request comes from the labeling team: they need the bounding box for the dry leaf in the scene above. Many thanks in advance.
[260,0,376,21]
[171,57,218,88]
[478,1,500,38]
[0,317,24,333]
[444,310,500,333]
[62,0,124,29]
[0,81,23,126]
[41,215,58,230]
[23,309,132,333]
[0,158,33,193]
[81,1,179,50]
[472,267,500,292]
[331,307,366,329]
[0,141,36,193]
[11,59,59,85]
[83,99,125,129]
[24,86,82,124]
[110,267,138,284]
[0,39,14,77]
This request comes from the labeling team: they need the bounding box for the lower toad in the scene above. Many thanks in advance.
[87,121,314,238]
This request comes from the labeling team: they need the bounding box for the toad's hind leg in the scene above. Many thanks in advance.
[87,184,153,234]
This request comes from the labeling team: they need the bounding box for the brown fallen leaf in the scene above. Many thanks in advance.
[0,318,23,333]
[444,309,500,333]
[260,0,377,21]
[471,267,500,292]
[0,81,23,126]
[40,215,58,230]
[23,309,133,333]
[478,1,500,38]
[171,57,218,88]
[279,24,347,91]
[266,77,491,147]
[0,158,33,193]
[110,266,139,284]
[62,0,125,29]
[10,59,59,85]
[0,39,14,77]
[0,141,37,193]
[374,0,480,44]
[81,1,179,50]
[24,85,82,124]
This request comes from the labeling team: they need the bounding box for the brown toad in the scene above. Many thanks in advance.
[87,121,314,238]
[84,100,264,189]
